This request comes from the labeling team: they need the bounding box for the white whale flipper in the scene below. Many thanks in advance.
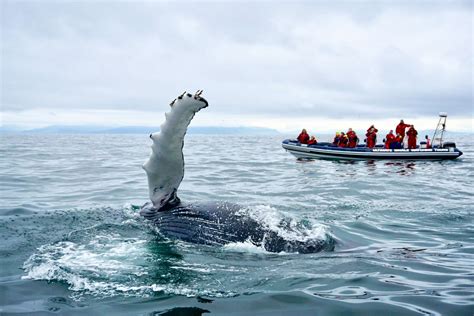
[143,91,208,210]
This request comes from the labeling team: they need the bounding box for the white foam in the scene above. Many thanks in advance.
[21,232,239,299]
[222,239,270,254]
[121,203,143,222]
[22,235,151,297]
[21,203,332,299]
[238,204,331,242]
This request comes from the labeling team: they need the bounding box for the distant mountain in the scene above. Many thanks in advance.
[188,126,279,135]
[18,125,279,135]
[22,125,106,134]
[101,126,156,134]
[0,125,23,133]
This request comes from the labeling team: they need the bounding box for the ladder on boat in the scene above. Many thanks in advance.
[432,112,447,147]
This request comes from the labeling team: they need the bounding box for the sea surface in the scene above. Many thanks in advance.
[0,133,473,315]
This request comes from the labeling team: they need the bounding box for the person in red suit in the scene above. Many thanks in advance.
[297,129,310,144]
[385,130,396,149]
[425,135,431,149]
[338,132,349,147]
[307,136,318,145]
[406,125,418,149]
[347,128,358,148]
[365,125,378,148]
[396,120,411,141]
[391,134,403,149]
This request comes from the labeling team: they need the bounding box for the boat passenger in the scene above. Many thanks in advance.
[396,120,411,141]
[297,129,310,144]
[425,135,431,149]
[338,132,349,147]
[406,125,418,149]
[390,134,403,149]
[384,130,396,149]
[332,132,341,146]
[366,125,378,148]
[347,128,358,148]
[307,136,318,145]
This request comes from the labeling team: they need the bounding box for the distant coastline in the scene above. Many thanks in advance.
[1,125,472,137]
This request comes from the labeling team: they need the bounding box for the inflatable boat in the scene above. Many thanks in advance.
[283,113,463,161]
[282,140,463,160]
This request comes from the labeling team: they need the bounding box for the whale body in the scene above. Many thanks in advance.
[140,91,334,253]
[141,201,334,253]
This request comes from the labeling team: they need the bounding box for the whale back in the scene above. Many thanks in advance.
[143,91,208,210]
[141,201,335,253]
[141,202,263,245]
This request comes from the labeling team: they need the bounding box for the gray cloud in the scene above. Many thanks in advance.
[1,0,472,124]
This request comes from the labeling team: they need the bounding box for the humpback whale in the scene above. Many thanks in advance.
[140,91,334,253]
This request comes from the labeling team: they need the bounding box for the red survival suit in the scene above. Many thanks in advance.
[366,127,378,148]
[406,127,418,149]
[297,131,310,144]
[338,134,349,147]
[308,137,318,145]
[347,131,358,148]
[426,137,432,149]
[385,132,396,149]
[391,135,403,149]
[396,122,411,140]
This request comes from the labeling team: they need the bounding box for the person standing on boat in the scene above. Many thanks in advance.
[308,136,318,145]
[347,128,358,148]
[385,130,396,149]
[366,125,378,148]
[406,125,418,149]
[396,120,411,140]
[297,129,310,144]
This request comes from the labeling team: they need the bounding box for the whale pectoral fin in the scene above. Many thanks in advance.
[150,188,181,212]
[143,90,209,212]
[140,202,158,219]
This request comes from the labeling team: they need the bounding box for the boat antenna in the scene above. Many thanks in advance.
[432,112,447,148]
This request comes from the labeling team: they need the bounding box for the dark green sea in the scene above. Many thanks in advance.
[0,133,473,315]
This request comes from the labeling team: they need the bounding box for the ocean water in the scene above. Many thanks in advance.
[0,133,473,315]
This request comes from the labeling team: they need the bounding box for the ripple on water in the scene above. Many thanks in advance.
[0,134,473,315]
[20,204,337,299]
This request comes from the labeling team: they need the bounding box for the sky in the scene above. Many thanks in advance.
[1,0,473,133]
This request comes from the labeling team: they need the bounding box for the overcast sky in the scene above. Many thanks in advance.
[1,0,473,132]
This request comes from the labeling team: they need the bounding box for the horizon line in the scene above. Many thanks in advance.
[1,124,472,135]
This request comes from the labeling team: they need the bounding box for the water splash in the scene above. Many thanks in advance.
[239,204,334,243]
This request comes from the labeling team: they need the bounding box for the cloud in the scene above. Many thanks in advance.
[1,1,472,128]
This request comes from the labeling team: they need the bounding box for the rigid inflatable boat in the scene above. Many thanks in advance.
[283,113,463,161]
[282,140,462,160]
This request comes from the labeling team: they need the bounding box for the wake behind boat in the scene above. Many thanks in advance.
[283,113,463,161]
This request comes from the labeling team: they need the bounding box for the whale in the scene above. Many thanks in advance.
[140,90,334,253]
